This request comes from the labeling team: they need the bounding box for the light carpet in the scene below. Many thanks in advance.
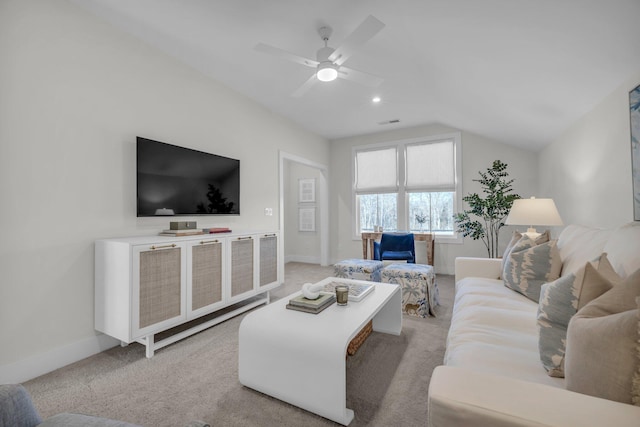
[24,262,454,427]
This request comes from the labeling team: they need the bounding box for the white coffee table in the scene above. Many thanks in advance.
[238,277,402,425]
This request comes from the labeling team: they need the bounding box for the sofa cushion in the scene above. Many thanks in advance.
[445,277,563,388]
[537,254,618,377]
[557,224,611,277]
[428,365,640,427]
[602,221,640,279]
[503,237,562,302]
[565,268,640,405]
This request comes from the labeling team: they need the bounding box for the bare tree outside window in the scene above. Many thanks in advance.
[358,193,398,231]
[408,192,454,233]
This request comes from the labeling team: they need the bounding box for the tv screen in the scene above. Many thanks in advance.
[136,137,240,217]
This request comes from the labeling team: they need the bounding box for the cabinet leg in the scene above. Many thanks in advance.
[137,335,155,358]
[120,341,129,347]
[145,335,155,358]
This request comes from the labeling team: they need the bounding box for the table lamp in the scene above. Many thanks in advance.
[505,197,563,239]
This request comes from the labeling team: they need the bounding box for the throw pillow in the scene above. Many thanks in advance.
[501,230,550,271]
[503,237,562,302]
[537,254,619,377]
[565,268,640,405]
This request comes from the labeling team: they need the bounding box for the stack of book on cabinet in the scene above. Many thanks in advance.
[208,227,232,233]
[286,293,335,314]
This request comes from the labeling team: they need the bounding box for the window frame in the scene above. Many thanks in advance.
[351,132,463,243]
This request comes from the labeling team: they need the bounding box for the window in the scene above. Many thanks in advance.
[354,147,398,232]
[352,133,462,241]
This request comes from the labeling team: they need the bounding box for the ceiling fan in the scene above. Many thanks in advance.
[255,15,385,97]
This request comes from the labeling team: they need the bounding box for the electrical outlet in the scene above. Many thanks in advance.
[264,208,273,216]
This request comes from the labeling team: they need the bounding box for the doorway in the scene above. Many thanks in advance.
[279,152,329,267]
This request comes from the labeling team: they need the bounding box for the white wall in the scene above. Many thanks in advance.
[540,70,640,228]
[330,123,539,274]
[0,0,329,382]
[284,161,323,263]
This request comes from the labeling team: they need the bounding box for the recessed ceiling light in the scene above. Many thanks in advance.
[372,96,381,103]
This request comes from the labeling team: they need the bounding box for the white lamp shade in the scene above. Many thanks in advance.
[316,62,338,82]
[505,197,563,226]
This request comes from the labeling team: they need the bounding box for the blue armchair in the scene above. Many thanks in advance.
[374,233,416,263]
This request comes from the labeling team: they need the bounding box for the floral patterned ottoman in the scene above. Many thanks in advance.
[382,263,439,317]
[333,259,384,282]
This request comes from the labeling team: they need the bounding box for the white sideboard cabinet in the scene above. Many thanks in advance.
[95,230,282,357]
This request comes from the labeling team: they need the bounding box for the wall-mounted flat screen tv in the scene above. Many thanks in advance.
[137,137,240,217]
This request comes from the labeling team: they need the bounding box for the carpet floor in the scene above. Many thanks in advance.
[24,262,454,427]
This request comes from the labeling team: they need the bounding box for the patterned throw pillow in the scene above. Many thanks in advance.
[503,237,562,302]
[537,254,619,377]
[501,230,550,272]
[565,268,640,405]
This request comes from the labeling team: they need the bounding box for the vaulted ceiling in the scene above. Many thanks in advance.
[73,0,640,151]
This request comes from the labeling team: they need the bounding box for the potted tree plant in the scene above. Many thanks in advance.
[454,160,520,258]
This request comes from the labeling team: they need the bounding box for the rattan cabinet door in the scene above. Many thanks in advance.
[132,243,186,338]
[187,238,224,317]
[230,236,255,298]
[259,233,279,288]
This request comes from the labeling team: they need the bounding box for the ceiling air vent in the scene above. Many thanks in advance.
[378,119,400,125]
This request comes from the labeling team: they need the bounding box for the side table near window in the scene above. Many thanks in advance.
[361,232,435,266]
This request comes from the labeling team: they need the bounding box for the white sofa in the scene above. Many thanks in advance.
[427,223,640,427]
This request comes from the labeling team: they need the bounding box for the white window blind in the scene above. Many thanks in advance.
[406,140,455,191]
[355,147,397,191]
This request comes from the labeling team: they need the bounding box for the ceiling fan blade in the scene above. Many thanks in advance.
[338,66,383,88]
[254,43,318,68]
[329,15,385,66]
[292,74,318,98]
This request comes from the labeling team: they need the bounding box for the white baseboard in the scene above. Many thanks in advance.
[0,333,119,384]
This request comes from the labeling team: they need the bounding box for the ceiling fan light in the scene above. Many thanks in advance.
[316,62,338,82]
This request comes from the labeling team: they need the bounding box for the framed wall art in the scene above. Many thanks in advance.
[299,207,316,232]
[299,178,316,203]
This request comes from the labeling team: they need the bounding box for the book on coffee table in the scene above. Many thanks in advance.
[286,293,336,314]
